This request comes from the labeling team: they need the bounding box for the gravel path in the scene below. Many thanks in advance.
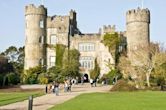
[0,84,111,110]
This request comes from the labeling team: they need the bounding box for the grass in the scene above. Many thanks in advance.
[50,91,166,110]
[0,91,44,106]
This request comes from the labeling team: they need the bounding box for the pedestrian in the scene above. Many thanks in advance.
[81,76,84,85]
[90,78,93,87]
[54,81,59,96]
[51,83,55,93]
[64,80,68,92]
[93,79,97,87]
[45,84,48,94]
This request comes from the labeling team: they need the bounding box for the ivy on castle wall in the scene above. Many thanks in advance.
[103,32,120,64]
[103,32,119,50]
[55,44,66,68]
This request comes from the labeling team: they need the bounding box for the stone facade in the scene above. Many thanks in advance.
[126,8,150,66]
[24,4,150,78]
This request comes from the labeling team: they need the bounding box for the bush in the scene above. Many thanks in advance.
[38,73,48,84]
[110,79,137,91]
[23,66,44,84]
[7,73,19,85]
[0,74,4,87]
[156,77,165,86]
[101,69,122,85]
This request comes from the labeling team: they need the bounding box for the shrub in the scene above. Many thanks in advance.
[23,66,44,84]
[156,77,165,86]
[38,73,48,84]
[110,79,137,91]
[6,73,19,85]
[0,74,4,87]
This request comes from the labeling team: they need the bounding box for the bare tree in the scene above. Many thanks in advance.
[132,42,166,87]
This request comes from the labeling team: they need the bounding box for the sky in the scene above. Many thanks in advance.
[0,0,166,52]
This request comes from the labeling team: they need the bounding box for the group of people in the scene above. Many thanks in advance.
[45,78,77,96]
[45,81,60,96]
[45,76,108,96]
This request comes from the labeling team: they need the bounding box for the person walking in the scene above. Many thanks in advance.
[64,80,68,92]
[54,81,59,96]
[90,78,93,87]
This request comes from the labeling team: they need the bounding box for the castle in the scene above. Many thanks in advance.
[24,4,150,79]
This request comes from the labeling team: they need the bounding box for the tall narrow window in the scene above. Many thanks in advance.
[39,58,44,66]
[50,35,56,44]
[39,36,44,44]
[39,20,44,28]
[50,56,55,67]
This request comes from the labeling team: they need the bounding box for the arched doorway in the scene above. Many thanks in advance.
[83,74,89,82]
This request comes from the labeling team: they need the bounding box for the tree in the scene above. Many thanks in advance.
[62,49,80,78]
[46,66,63,82]
[127,42,166,87]
[90,58,100,80]
[3,46,18,62]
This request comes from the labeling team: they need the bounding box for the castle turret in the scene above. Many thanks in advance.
[126,8,150,66]
[24,4,47,69]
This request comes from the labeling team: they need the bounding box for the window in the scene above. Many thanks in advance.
[39,58,44,66]
[39,20,44,28]
[50,35,56,44]
[79,56,94,69]
[50,56,55,67]
[78,43,95,52]
[39,36,44,44]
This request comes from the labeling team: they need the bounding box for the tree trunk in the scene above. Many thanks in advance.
[146,72,150,87]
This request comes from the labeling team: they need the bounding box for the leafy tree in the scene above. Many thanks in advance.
[3,46,18,62]
[6,72,20,85]
[90,58,100,80]
[46,66,64,82]
[62,49,80,78]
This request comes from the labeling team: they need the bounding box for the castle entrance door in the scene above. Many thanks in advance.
[84,74,89,82]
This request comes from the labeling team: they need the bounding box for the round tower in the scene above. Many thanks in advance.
[24,4,47,69]
[126,8,150,66]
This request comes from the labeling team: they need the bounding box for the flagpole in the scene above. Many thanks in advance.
[141,0,144,9]
[41,0,44,5]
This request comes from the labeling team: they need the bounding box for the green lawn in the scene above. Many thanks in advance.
[50,91,166,110]
[0,91,43,106]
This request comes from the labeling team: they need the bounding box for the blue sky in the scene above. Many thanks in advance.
[0,0,166,52]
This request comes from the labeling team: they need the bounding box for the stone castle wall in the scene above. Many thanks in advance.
[126,8,150,66]
[24,4,47,69]
[24,4,150,78]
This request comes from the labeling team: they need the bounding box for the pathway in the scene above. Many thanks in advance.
[0,84,111,110]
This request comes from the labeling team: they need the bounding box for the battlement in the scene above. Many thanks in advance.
[25,4,47,16]
[47,15,70,28]
[102,25,116,34]
[126,7,150,24]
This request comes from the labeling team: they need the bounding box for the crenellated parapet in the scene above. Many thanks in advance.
[47,15,70,29]
[25,4,47,16]
[102,25,116,34]
[126,8,150,24]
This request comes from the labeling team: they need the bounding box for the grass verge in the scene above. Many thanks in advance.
[50,91,166,110]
